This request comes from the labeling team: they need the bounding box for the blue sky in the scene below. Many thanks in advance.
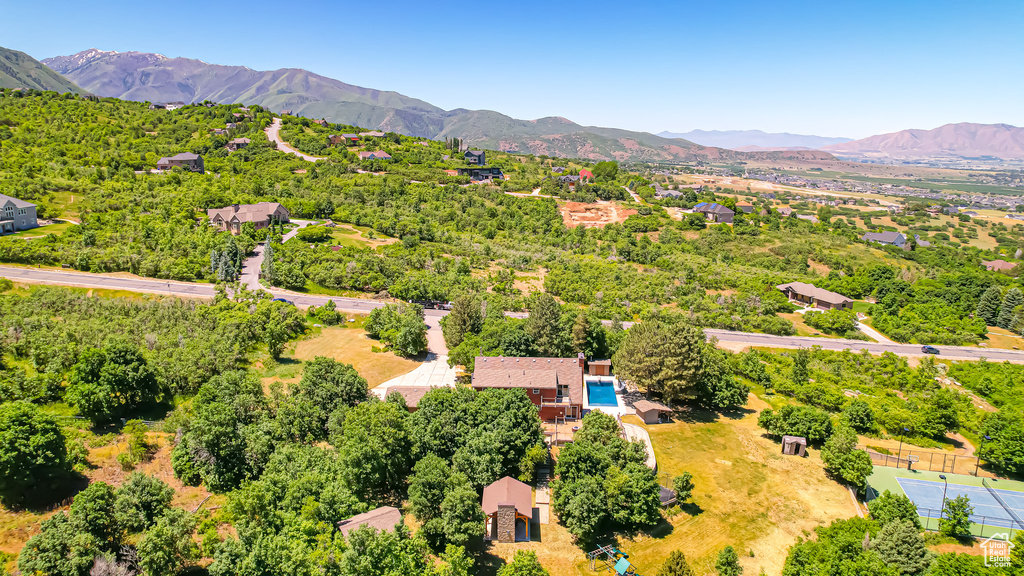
[3,0,1022,138]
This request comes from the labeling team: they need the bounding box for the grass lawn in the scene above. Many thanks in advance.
[487,395,857,576]
[980,326,1024,350]
[262,326,419,389]
[851,301,872,314]
[3,221,74,238]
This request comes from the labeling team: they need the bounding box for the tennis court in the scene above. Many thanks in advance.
[896,476,1024,529]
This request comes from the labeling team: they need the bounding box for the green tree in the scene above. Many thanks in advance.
[868,490,921,530]
[435,545,473,576]
[136,508,199,576]
[657,550,694,576]
[843,400,876,433]
[872,519,931,575]
[673,472,695,503]
[998,288,1023,330]
[929,552,985,576]
[757,405,833,444]
[70,481,121,545]
[715,546,742,576]
[114,473,174,533]
[336,400,412,505]
[17,512,99,576]
[442,294,484,349]
[820,424,874,491]
[525,293,563,356]
[0,401,70,507]
[293,356,369,439]
[791,348,809,386]
[439,480,485,547]
[976,285,1003,326]
[939,494,973,537]
[407,454,452,524]
[66,340,159,424]
[497,551,550,576]
[612,321,704,402]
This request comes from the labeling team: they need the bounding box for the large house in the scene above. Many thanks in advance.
[156,153,204,173]
[464,150,486,165]
[358,150,392,161]
[0,194,38,235]
[226,138,250,152]
[482,477,532,543]
[777,281,853,310]
[472,356,584,420]
[458,167,504,182]
[207,202,290,234]
[862,231,907,248]
[693,202,735,224]
[982,259,1017,272]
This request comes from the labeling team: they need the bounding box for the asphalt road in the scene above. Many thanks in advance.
[265,118,324,162]
[2,265,1022,362]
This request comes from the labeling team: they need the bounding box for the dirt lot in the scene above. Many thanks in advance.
[559,201,636,228]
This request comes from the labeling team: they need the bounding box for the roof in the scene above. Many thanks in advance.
[359,131,385,137]
[782,435,807,445]
[589,359,611,366]
[382,386,432,408]
[158,152,201,162]
[983,259,1017,271]
[465,150,485,157]
[341,133,359,139]
[207,202,287,224]
[633,399,673,413]
[473,356,583,406]
[693,202,734,215]
[863,231,905,244]
[358,151,392,160]
[777,281,852,306]
[482,477,532,517]
[336,506,402,537]
[659,485,677,506]
[229,137,250,144]
[0,194,36,208]
[579,168,594,178]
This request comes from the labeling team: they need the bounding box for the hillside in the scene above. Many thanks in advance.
[658,129,851,150]
[0,46,82,93]
[825,122,1024,160]
[43,49,832,164]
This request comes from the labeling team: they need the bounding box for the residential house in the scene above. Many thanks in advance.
[760,193,776,200]
[472,356,584,420]
[862,231,907,248]
[211,128,228,136]
[963,211,980,217]
[778,207,793,217]
[482,477,532,543]
[336,507,402,538]
[164,101,185,111]
[316,119,329,127]
[359,131,386,138]
[207,202,290,234]
[693,202,735,224]
[558,175,580,184]
[458,167,504,181]
[551,166,566,174]
[0,194,39,235]
[982,259,1017,272]
[944,206,961,214]
[148,102,166,110]
[465,150,486,165]
[226,137,250,152]
[633,400,673,425]
[579,168,594,180]
[156,153,204,173]
[796,214,819,224]
[225,123,237,130]
[1005,213,1024,221]
[735,202,754,214]
[913,234,931,248]
[358,150,392,161]
[777,281,853,310]
[280,109,292,116]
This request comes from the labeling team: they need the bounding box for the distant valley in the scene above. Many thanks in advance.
[657,129,852,151]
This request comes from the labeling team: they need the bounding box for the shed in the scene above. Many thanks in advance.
[336,506,402,537]
[632,400,673,425]
[588,359,612,376]
[781,435,807,457]
[658,485,677,507]
[482,477,533,543]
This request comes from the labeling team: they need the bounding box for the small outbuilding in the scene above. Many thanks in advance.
[336,506,402,538]
[632,400,673,425]
[587,359,612,376]
[482,476,532,543]
[781,435,807,457]
[658,485,677,507]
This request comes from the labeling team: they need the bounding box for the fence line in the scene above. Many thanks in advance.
[918,506,1023,539]
[858,445,983,476]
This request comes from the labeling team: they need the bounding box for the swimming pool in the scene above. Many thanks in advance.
[586,379,618,407]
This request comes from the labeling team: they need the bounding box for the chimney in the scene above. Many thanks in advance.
[577,352,585,368]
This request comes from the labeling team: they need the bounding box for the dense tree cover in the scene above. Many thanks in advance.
[820,424,874,491]
[0,401,70,507]
[365,302,429,356]
[802,308,858,337]
[66,339,159,424]
[872,520,932,575]
[497,551,550,576]
[868,490,922,530]
[551,412,660,541]
[757,404,834,444]
[781,518,896,576]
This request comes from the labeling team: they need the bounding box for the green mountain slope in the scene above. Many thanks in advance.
[0,47,83,93]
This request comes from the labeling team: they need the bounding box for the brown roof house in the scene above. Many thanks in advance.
[472,356,585,420]
[633,399,673,425]
[358,151,392,161]
[226,137,250,152]
[380,386,432,411]
[482,477,532,543]
[156,153,204,173]
[777,281,853,310]
[207,202,290,235]
[983,259,1018,272]
[336,506,402,538]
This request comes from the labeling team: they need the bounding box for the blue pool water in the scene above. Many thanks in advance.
[586,379,618,406]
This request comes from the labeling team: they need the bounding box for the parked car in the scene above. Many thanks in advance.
[271,298,295,306]
[921,345,940,354]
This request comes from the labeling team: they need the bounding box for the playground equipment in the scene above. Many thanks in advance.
[588,545,643,575]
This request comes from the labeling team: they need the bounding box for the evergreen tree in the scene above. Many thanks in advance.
[791,348,809,385]
[657,550,694,576]
[976,285,1002,326]
[998,288,1024,330]
[873,519,931,575]
[715,546,742,576]
[261,242,276,284]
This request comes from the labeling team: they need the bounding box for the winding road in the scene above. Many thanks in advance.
[265,118,325,162]
[2,265,1023,363]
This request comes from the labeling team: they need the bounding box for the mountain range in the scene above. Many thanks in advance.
[0,47,83,93]
[657,129,852,151]
[40,49,833,163]
[823,123,1024,160]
